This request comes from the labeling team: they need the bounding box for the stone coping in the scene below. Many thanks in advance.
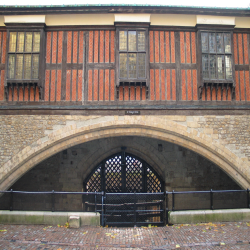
[168,209,250,224]
[0,211,100,226]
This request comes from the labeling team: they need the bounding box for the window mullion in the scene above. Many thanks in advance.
[127,30,129,79]
[208,54,210,80]
[31,53,33,79]
[14,33,18,79]
[136,31,138,79]
[22,52,25,80]
[24,31,26,53]
[31,31,33,79]
[126,53,129,79]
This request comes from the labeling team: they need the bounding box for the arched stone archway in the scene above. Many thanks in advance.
[0,116,249,191]
[84,151,164,193]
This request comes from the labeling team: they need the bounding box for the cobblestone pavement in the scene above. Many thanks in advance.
[0,222,249,249]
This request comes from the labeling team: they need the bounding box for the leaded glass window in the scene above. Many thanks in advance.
[7,31,40,80]
[201,32,233,81]
[118,30,146,80]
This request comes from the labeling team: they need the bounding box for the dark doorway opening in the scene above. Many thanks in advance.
[83,152,165,226]
[84,152,164,193]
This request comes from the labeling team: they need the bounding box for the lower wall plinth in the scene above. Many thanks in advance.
[168,209,250,224]
[0,211,100,227]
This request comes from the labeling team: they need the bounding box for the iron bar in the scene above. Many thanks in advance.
[9,189,13,211]
[172,190,175,211]
[95,191,97,214]
[247,189,250,209]
[0,189,248,223]
[0,190,102,195]
[210,189,213,210]
[101,191,104,227]
[134,192,136,224]
[165,189,246,194]
[164,192,167,225]
[51,190,55,212]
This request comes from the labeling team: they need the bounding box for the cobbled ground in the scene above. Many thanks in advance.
[0,221,249,249]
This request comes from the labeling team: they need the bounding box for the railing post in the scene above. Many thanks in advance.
[210,189,213,210]
[247,189,250,209]
[101,191,104,227]
[134,192,136,225]
[95,191,97,214]
[51,190,55,212]
[172,190,175,211]
[10,189,13,211]
[164,192,168,225]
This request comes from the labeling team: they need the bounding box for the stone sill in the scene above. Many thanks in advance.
[0,211,100,227]
[168,209,250,224]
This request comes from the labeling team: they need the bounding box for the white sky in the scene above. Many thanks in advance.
[1,0,250,8]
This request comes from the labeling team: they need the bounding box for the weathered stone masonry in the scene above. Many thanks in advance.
[0,115,250,191]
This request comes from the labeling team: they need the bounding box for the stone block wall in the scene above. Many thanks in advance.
[0,136,242,211]
[0,114,250,194]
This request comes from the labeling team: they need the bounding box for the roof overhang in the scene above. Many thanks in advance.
[0,5,250,17]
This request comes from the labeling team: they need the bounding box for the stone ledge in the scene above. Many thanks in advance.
[0,211,100,227]
[168,209,250,224]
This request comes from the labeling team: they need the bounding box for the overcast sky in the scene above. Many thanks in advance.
[1,0,250,8]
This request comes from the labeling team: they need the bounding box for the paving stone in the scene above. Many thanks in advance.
[0,221,249,249]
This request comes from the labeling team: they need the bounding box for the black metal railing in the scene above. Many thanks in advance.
[0,189,249,226]
[168,189,250,211]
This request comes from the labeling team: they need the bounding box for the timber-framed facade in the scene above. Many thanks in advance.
[0,5,250,106]
[0,5,250,215]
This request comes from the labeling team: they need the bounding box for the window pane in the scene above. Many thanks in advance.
[210,55,216,79]
[217,55,225,79]
[9,32,17,52]
[128,31,136,51]
[224,33,231,53]
[16,32,25,52]
[16,55,24,79]
[209,33,216,53]
[138,53,146,78]
[33,32,40,52]
[138,31,145,51]
[25,32,33,52]
[202,55,209,79]
[119,53,127,78]
[216,33,224,53]
[119,31,127,51]
[24,55,31,79]
[225,55,232,79]
[8,55,15,79]
[128,53,136,78]
[201,33,208,53]
[32,55,39,79]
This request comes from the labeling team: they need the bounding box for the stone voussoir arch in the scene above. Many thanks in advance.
[0,116,249,191]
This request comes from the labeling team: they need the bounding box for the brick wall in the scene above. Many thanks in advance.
[87,30,115,102]
[0,29,250,103]
[234,33,250,101]
[149,31,198,102]
[149,31,176,101]
[45,31,84,102]
[180,32,196,64]
[180,32,198,101]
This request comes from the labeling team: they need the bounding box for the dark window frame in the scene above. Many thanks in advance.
[5,23,45,88]
[115,22,150,87]
[197,25,235,87]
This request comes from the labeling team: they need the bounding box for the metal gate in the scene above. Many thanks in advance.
[84,151,165,226]
[103,192,165,227]
[85,152,164,193]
